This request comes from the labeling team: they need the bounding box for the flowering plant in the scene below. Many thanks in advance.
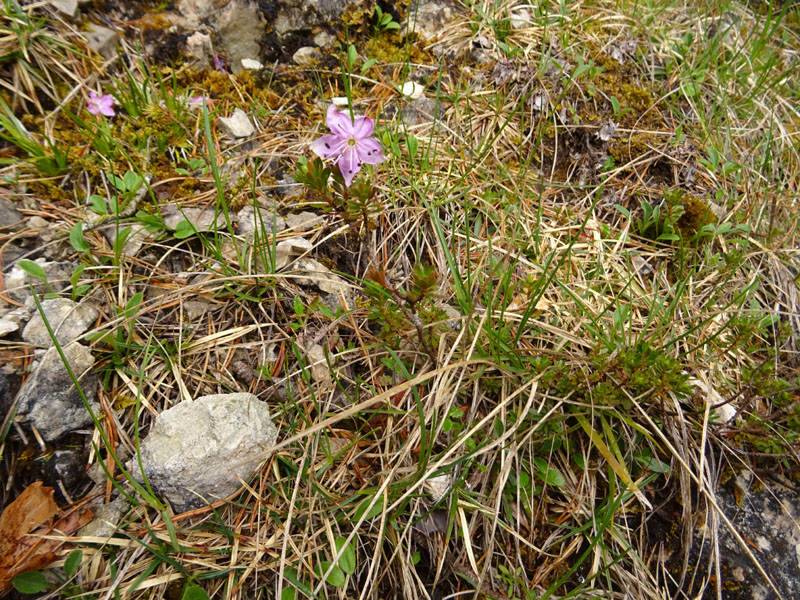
[311,105,386,187]
[87,92,116,117]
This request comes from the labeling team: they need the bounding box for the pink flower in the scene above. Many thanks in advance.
[311,105,387,187]
[87,92,115,117]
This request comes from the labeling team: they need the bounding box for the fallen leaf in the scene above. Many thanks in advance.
[0,482,57,591]
[0,482,93,591]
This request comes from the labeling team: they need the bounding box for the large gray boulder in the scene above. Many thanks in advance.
[136,393,278,512]
[16,342,99,441]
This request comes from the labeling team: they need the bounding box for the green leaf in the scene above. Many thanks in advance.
[280,588,296,600]
[182,583,210,600]
[124,292,144,319]
[123,170,143,193]
[384,21,400,30]
[316,561,345,587]
[353,494,385,521]
[17,259,47,281]
[347,44,358,70]
[89,194,108,214]
[334,536,356,575]
[533,457,566,488]
[12,571,50,594]
[70,222,90,253]
[64,549,82,577]
[174,219,196,239]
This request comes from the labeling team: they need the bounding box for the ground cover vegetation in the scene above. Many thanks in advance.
[0,0,799,598]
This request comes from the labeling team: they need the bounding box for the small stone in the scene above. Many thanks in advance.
[404,0,455,42]
[235,205,287,239]
[22,298,98,348]
[284,211,323,231]
[400,97,441,126]
[313,31,336,48]
[84,24,120,59]
[219,108,255,138]
[424,474,452,501]
[218,0,264,73]
[305,343,332,385]
[162,204,224,233]
[17,342,99,442]
[0,196,23,229]
[400,81,425,100]
[295,258,350,295]
[49,0,78,17]
[185,32,213,69]
[98,222,152,257]
[293,46,322,66]
[134,393,278,512]
[275,237,313,270]
[183,300,214,320]
[78,495,129,539]
[241,58,263,70]
[596,120,618,142]
[331,97,349,106]
[0,307,28,337]
[176,0,217,25]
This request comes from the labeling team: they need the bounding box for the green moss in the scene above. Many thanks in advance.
[674,193,716,239]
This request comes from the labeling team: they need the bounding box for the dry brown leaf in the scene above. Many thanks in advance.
[0,482,93,591]
[0,482,58,590]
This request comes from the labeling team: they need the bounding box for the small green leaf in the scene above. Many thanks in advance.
[181,583,210,600]
[280,588,296,600]
[70,223,90,253]
[174,219,196,239]
[123,170,143,193]
[353,494,385,521]
[361,58,377,73]
[64,549,82,577]
[334,536,356,575]
[12,571,50,594]
[89,194,108,214]
[406,134,418,159]
[124,292,144,318]
[316,561,346,587]
[347,44,358,70]
[533,457,566,488]
[17,259,47,281]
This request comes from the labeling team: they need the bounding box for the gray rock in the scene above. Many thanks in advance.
[668,472,800,599]
[404,0,456,42]
[0,306,29,337]
[218,0,264,73]
[219,108,255,138]
[78,495,129,539]
[313,30,336,48]
[162,204,225,233]
[284,211,323,231]
[295,258,350,295]
[400,97,441,126]
[240,58,263,70]
[135,393,278,512]
[38,448,87,500]
[17,342,99,442]
[22,298,98,348]
[4,259,76,303]
[274,0,368,38]
[293,46,322,66]
[185,31,213,69]
[84,24,120,59]
[0,197,23,229]
[176,0,217,25]
[49,0,78,17]
[98,222,153,256]
[275,236,313,269]
[236,205,287,239]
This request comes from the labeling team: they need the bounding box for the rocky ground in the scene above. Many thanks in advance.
[1,0,800,598]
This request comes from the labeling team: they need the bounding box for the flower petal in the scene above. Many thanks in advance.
[311,134,346,159]
[326,105,353,138]
[336,147,362,187]
[352,115,374,139]
[356,137,387,165]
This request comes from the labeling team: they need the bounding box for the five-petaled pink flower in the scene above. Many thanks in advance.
[87,92,116,117]
[311,105,387,187]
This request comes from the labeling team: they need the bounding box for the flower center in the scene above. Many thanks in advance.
[347,138,357,147]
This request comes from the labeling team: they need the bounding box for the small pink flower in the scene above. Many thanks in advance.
[311,105,387,187]
[87,92,116,117]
